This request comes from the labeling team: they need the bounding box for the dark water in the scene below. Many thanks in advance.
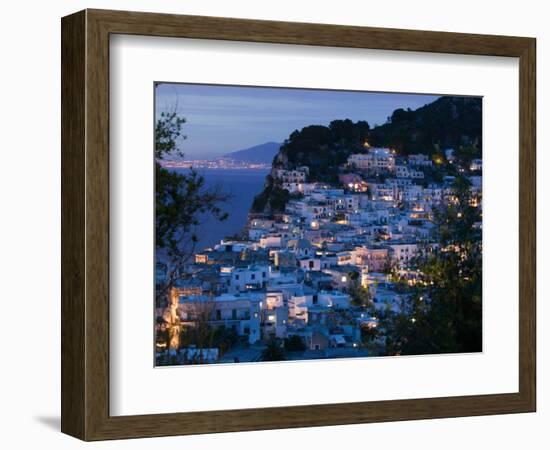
[171,168,269,252]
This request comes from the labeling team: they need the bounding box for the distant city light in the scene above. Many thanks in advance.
[155,96,482,366]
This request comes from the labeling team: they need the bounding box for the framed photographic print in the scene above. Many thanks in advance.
[61,9,536,440]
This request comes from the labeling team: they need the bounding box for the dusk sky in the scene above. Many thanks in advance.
[155,83,440,159]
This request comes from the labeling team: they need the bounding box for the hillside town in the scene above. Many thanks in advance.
[155,144,482,365]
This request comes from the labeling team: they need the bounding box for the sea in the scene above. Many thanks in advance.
[170,168,269,252]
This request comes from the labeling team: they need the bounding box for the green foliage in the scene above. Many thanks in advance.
[155,320,169,349]
[421,165,445,185]
[278,119,370,182]
[156,352,180,366]
[252,120,369,211]
[261,338,286,361]
[454,143,481,169]
[435,176,481,246]
[382,175,482,355]
[348,283,371,307]
[155,109,230,299]
[253,97,481,214]
[177,324,240,361]
[284,335,307,352]
[369,96,482,156]
[348,270,360,281]
[156,166,229,254]
[212,326,240,355]
[360,324,379,345]
[251,175,291,213]
[155,111,186,159]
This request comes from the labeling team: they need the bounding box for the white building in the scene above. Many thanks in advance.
[274,168,308,183]
[395,165,424,179]
[408,154,433,167]
[179,293,262,344]
[348,148,395,172]
[262,306,289,339]
[281,181,316,194]
[369,182,395,201]
[445,148,456,163]
[265,291,284,309]
[470,159,483,171]
[248,228,267,241]
[388,242,419,266]
[214,240,250,253]
[395,165,410,178]
[288,293,311,322]
[317,291,351,309]
[229,265,269,292]
[298,257,322,271]
[402,185,423,202]
[287,238,315,258]
[259,234,284,248]
[372,287,404,313]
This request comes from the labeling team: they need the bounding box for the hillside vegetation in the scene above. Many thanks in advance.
[251,96,482,214]
[369,96,482,155]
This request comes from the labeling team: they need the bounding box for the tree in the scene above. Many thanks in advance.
[349,284,372,307]
[261,338,286,361]
[454,143,480,170]
[369,96,482,156]
[251,175,291,213]
[251,119,373,213]
[180,299,217,361]
[382,255,397,274]
[382,175,482,355]
[347,272,373,308]
[155,109,230,304]
[360,323,380,347]
[212,326,240,356]
[412,178,482,353]
[284,335,306,352]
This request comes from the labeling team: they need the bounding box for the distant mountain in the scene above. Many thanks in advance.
[223,142,282,164]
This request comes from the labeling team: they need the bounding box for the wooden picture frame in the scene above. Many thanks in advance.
[61,9,536,441]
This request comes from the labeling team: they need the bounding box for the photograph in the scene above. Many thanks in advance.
[154,83,483,366]
[0,0,542,446]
